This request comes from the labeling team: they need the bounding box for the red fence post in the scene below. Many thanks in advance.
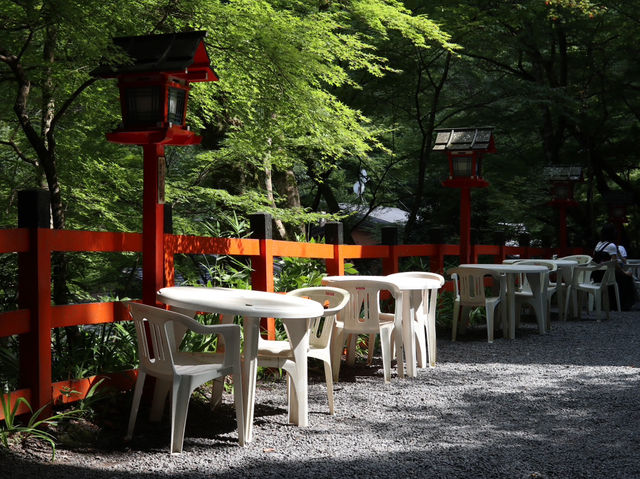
[429,244,444,274]
[17,190,53,414]
[250,213,275,339]
[381,226,399,275]
[325,222,344,276]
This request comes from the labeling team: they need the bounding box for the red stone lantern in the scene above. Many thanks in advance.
[94,31,217,304]
[544,166,582,251]
[433,127,495,264]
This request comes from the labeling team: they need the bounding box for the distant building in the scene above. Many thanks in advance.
[339,203,410,245]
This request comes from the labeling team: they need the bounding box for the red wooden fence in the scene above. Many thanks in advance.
[0,226,581,419]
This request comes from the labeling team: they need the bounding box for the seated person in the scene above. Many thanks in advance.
[592,223,636,311]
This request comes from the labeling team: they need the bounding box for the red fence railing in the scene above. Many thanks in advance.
[0,226,583,419]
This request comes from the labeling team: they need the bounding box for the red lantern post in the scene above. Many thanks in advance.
[94,31,218,305]
[545,166,582,253]
[434,127,495,264]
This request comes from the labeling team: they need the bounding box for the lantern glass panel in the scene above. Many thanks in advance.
[168,87,187,125]
[452,157,473,177]
[125,86,162,126]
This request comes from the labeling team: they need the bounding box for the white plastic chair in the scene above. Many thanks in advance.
[564,260,621,321]
[449,267,505,343]
[257,287,350,416]
[559,255,593,317]
[386,272,445,369]
[325,278,403,384]
[513,259,557,333]
[124,302,245,453]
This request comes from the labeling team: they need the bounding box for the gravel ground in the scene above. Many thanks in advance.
[3,309,640,478]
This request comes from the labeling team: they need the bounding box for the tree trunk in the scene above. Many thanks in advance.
[274,169,305,237]
[404,52,451,242]
[263,152,288,239]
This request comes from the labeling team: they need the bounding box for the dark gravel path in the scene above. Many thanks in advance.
[3,309,640,478]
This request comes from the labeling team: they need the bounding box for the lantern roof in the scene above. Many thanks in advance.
[543,165,583,182]
[93,31,217,82]
[433,127,496,153]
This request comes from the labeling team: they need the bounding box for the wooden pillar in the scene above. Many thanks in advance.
[17,190,53,413]
[163,203,175,287]
[558,204,568,253]
[142,144,165,306]
[381,226,399,275]
[325,222,344,276]
[250,213,275,339]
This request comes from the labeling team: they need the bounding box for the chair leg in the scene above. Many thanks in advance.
[345,334,357,366]
[125,371,146,441]
[414,318,427,369]
[594,292,603,322]
[150,378,171,422]
[613,284,621,313]
[378,328,393,383]
[486,306,495,344]
[451,303,460,341]
[322,359,335,415]
[330,329,344,383]
[211,377,224,409]
[366,333,375,365]
[231,368,245,446]
[286,372,297,424]
[170,378,192,454]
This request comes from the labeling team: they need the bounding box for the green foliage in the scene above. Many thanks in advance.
[0,394,81,461]
[0,337,19,392]
[52,320,138,382]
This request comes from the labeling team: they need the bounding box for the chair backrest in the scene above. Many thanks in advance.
[286,287,350,349]
[448,267,502,307]
[126,302,181,376]
[560,254,592,264]
[514,259,556,290]
[327,280,400,334]
[599,260,617,287]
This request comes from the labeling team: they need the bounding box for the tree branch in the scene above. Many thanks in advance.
[50,77,97,130]
[0,139,38,166]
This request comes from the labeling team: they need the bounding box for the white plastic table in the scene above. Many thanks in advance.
[457,264,548,339]
[156,286,324,443]
[322,275,442,378]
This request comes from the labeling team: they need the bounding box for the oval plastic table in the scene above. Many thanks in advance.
[156,286,324,443]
